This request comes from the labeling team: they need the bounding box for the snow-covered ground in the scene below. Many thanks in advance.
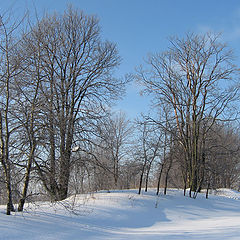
[1,188,240,240]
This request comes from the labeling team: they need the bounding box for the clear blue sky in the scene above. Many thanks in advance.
[2,0,240,118]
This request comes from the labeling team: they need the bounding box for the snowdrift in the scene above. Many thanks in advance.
[1,188,240,240]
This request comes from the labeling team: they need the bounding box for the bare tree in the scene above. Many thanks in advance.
[136,32,239,198]
[14,28,44,211]
[204,123,240,191]
[24,7,126,201]
[0,13,25,214]
[95,111,132,188]
[150,106,175,195]
[135,121,161,194]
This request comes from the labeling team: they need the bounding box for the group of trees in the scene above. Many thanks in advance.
[0,7,126,214]
[136,33,240,198]
[1,7,240,215]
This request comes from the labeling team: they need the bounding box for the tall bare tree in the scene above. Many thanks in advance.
[0,13,25,214]
[24,7,125,201]
[14,29,44,211]
[136,33,239,197]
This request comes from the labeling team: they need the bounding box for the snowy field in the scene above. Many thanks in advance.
[1,188,240,240]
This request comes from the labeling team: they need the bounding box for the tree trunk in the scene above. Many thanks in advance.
[145,165,151,192]
[164,171,168,195]
[138,165,145,195]
[18,144,35,212]
[0,112,15,215]
[6,171,15,215]
[156,164,163,195]
[206,182,210,199]
[58,152,71,200]
[114,159,119,188]
[164,157,173,195]
[183,175,187,196]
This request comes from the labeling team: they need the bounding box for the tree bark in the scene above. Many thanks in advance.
[156,164,163,195]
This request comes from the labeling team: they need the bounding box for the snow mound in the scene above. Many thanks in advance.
[211,188,240,200]
[1,188,240,240]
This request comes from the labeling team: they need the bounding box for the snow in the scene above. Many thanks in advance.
[1,189,240,239]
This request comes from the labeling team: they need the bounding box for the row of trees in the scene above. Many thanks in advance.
[1,7,240,215]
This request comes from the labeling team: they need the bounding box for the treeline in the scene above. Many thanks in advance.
[0,7,240,215]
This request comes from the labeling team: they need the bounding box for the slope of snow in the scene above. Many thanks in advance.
[211,188,240,200]
[1,189,240,240]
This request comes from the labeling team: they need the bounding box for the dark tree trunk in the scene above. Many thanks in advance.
[58,152,71,200]
[206,182,210,199]
[183,180,187,196]
[145,165,150,192]
[164,156,173,195]
[138,165,145,195]
[6,172,15,215]
[0,113,15,215]
[114,160,119,188]
[18,145,35,212]
[156,164,163,195]
[164,172,168,195]
[49,109,58,200]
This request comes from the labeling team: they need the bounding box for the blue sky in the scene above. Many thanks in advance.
[2,0,240,118]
